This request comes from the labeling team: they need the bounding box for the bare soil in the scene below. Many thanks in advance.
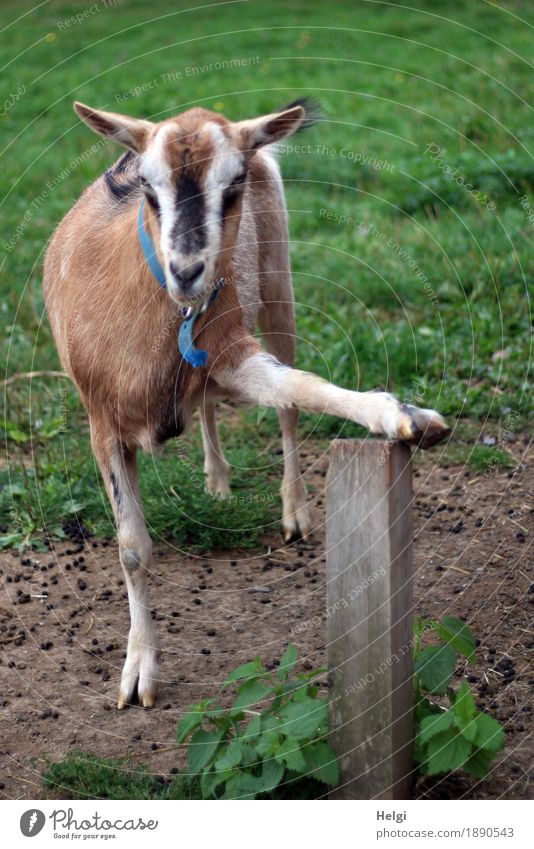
[1,431,532,800]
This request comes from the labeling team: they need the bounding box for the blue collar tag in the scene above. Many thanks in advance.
[178,284,223,368]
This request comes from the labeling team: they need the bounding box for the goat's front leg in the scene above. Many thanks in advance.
[90,421,159,709]
[215,351,449,448]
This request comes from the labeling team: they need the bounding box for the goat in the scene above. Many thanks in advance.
[43,98,449,709]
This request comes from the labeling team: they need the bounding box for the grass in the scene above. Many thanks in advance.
[1,0,532,548]
[42,751,324,800]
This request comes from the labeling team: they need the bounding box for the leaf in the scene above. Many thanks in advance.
[475,712,505,753]
[187,727,225,775]
[243,714,262,742]
[256,758,285,795]
[278,698,328,739]
[232,679,272,711]
[418,709,455,744]
[221,771,259,800]
[255,729,280,757]
[425,729,472,775]
[302,741,340,785]
[200,767,231,798]
[0,532,23,549]
[176,701,211,744]
[454,682,477,722]
[414,644,457,694]
[222,658,265,689]
[275,737,307,772]
[278,643,298,681]
[432,616,477,663]
[215,741,244,771]
[463,748,495,779]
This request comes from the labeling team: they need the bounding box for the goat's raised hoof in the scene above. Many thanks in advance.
[398,404,451,450]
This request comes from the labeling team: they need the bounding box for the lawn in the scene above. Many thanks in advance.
[0,0,532,549]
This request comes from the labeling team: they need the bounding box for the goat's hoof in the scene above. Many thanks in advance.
[117,653,159,710]
[282,505,311,543]
[204,472,231,498]
[399,404,451,450]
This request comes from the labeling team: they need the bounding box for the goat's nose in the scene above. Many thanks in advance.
[169,260,205,289]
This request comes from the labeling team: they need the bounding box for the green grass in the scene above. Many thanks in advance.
[42,752,197,800]
[1,0,532,547]
[42,750,325,800]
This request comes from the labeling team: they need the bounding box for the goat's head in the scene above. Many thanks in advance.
[73,101,306,303]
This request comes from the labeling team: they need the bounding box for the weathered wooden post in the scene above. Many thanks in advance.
[326,439,413,799]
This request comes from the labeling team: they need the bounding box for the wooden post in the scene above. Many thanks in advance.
[326,439,413,799]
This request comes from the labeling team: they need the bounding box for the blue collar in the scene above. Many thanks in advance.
[138,199,223,368]
[137,199,166,288]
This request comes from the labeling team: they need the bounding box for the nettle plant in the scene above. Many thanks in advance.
[177,644,339,799]
[413,615,504,778]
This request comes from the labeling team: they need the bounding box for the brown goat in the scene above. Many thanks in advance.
[43,99,449,709]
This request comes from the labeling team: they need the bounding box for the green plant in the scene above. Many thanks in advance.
[176,644,339,799]
[413,616,504,778]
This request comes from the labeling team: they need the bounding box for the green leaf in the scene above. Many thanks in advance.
[425,729,472,775]
[221,771,259,800]
[215,741,244,771]
[475,712,505,753]
[278,698,328,739]
[232,679,272,711]
[454,682,477,722]
[222,658,265,689]
[463,748,495,779]
[176,701,210,744]
[275,737,307,772]
[419,709,455,744]
[278,643,298,681]
[414,644,457,694]
[188,727,225,775]
[255,729,280,757]
[255,758,285,795]
[302,741,340,785]
[243,714,262,742]
[200,767,231,798]
[432,616,477,663]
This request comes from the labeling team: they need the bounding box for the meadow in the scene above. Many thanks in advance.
[1,0,532,550]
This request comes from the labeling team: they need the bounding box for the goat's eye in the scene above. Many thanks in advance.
[139,176,160,211]
[232,173,246,186]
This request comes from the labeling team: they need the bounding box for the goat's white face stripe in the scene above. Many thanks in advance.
[140,125,179,275]
[138,123,245,300]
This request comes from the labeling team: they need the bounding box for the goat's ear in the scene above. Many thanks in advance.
[235,105,305,152]
[73,102,153,153]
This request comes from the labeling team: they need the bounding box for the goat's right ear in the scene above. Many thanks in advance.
[73,102,153,153]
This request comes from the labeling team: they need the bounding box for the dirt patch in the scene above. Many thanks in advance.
[0,432,532,800]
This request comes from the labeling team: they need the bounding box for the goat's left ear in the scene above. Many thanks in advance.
[73,101,153,153]
[235,105,305,153]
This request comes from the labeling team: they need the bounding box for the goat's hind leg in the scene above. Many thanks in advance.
[199,399,231,497]
[258,297,310,542]
[90,420,159,709]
